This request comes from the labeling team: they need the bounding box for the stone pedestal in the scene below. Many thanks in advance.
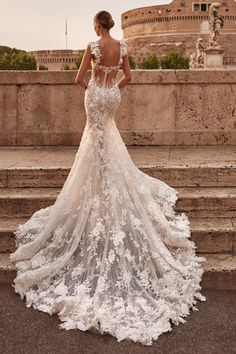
[204,47,224,69]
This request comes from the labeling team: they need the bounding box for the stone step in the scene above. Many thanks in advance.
[0,146,235,188]
[0,187,235,218]
[176,187,236,218]
[189,217,235,254]
[200,254,236,290]
[0,252,235,290]
[0,217,235,254]
[0,217,27,253]
[0,253,16,284]
[2,166,236,189]
[0,187,59,218]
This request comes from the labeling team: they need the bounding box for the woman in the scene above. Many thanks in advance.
[10,10,206,346]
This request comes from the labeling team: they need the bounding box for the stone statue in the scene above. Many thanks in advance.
[189,53,197,69]
[189,38,205,69]
[196,38,204,67]
[208,3,224,47]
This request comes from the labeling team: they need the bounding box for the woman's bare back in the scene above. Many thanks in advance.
[90,38,126,88]
[96,38,121,67]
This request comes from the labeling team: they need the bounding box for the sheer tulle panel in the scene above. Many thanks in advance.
[91,66,120,88]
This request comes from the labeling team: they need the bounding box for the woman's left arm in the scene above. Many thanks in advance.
[75,43,92,90]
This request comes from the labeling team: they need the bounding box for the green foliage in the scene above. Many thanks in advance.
[63,64,70,70]
[160,51,189,69]
[38,64,48,70]
[138,53,159,69]
[128,54,136,69]
[0,49,37,70]
[0,45,12,59]
[75,54,84,69]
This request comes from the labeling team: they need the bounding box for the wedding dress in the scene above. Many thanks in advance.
[10,38,206,346]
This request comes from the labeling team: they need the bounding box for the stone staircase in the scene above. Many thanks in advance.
[0,146,235,290]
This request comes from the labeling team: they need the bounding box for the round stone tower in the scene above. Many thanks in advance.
[121,0,236,66]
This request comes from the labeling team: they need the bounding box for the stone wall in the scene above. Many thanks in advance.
[0,70,236,146]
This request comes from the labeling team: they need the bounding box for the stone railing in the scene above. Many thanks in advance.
[0,70,236,145]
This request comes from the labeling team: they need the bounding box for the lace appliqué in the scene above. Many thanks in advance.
[89,40,101,65]
[120,38,128,58]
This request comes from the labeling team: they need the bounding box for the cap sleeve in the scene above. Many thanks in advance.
[88,41,101,64]
[120,38,128,57]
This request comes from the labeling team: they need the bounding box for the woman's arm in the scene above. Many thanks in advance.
[75,43,92,90]
[117,54,132,90]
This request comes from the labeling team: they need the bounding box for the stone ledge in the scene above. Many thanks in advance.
[1,70,236,85]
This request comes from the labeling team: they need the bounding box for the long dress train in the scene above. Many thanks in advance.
[10,38,206,346]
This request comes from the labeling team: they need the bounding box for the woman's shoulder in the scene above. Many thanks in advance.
[87,38,128,57]
[112,38,127,46]
[106,38,128,55]
[88,39,98,44]
[87,40,100,62]
[88,37,126,45]
[88,39,99,48]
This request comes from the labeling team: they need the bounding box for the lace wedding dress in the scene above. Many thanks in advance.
[10,38,206,346]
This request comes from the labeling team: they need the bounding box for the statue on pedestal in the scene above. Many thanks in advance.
[208,3,224,48]
[189,38,205,69]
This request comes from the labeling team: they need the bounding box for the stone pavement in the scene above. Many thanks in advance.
[0,285,235,354]
[0,145,235,170]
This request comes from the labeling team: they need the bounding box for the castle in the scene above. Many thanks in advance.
[121,0,236,67]
[27,49,85,70]
[28,1,236,70]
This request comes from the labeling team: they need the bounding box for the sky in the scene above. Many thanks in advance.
[0,0,170,51]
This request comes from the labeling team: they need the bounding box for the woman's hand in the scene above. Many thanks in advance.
[117,54,131,90]
[75,79,88,90]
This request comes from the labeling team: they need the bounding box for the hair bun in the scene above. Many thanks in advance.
[108,18,114,29]
[95,11,115,30]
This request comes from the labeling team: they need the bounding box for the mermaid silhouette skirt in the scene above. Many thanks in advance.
[10,77,206,346]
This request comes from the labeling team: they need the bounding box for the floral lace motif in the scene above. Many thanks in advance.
[119,38,128,58]
[88,38,128,88]
[10,37,206,346]
[89,38,127,67]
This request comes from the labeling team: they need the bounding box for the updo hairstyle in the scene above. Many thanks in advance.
[94,10,115,30]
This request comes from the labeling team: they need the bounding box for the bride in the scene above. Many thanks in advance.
[10,10,206,346]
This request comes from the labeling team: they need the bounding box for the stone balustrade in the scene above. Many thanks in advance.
[0,70,236,145]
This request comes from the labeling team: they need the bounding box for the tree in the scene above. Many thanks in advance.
[138,53,159,69]
[128,54,136,69]
[160,51,189,69]
[39,64,48,70]
[75,54,84,69]
[0,45,12,59]
[0,50,37,70]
